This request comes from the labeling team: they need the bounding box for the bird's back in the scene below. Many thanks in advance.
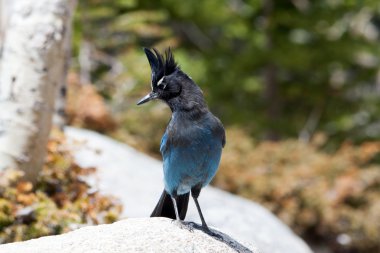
[161,111,225,196]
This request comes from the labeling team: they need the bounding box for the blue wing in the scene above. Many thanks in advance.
[160,128,223,196]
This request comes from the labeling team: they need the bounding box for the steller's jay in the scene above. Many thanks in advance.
[137,48,225,233]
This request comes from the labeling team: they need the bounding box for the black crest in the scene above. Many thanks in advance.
[144,48,179,88]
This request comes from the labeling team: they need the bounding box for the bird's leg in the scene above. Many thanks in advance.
[171,196,180,221]
[171,195,193,232]
[191,186,209,232]
[191,187,222,239]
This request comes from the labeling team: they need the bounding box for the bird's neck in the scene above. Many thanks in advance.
[168,95,208,121]
[166,86,208,117]
[171,106,208,122]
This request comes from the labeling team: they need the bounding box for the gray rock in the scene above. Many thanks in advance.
[64,127,312,253]
[0,218,258,253]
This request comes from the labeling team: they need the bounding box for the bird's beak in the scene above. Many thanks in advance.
[136,92,158,105]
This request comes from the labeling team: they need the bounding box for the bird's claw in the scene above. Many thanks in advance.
[172,220,194,232]
[187,222,223,240]
[184,222,222,239]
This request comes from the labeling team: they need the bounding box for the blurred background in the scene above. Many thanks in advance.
[69,1,380,253]
[1,1,380,253]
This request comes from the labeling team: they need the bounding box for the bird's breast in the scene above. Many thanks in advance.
[160,122,223,195]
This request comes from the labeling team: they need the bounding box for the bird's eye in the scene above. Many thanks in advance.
[157,76,166,89]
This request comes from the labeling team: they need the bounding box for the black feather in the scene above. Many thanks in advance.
[144,48,179,88]
[164,48,178,76]
[151,190,189,220]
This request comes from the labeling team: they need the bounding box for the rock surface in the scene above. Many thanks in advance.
[64,127,313,253]
[0,218,257,253]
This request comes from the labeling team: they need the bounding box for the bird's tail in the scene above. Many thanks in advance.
[151,190,189,220]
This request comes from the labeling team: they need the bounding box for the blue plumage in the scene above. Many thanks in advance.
[161,112,223,195]
[137,48,225,232]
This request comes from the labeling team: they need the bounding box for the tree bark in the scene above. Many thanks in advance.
[0,0,76,181]
[0,0,12,51]
[53,0,77,128]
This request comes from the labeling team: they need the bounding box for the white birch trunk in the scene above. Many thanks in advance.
[0,0,11,50]
[0,0,76,181]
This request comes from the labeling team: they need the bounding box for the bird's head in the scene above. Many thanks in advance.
[137,48,181,105]
[137,48,205,112]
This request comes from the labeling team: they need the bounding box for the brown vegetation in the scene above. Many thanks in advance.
[66,73,117,132]
[214,128,380,253]
[0,129,122,243]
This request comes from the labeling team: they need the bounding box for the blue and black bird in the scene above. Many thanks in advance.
[137,48,225,232]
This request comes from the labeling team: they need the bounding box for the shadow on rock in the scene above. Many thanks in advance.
[185,222,253,253]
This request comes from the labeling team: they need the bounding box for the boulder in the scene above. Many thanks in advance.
[0,218,257,253]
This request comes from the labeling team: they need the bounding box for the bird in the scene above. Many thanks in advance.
[137,48,225,233]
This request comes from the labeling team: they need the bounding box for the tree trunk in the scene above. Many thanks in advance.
[53,0,77,128]
[0,0,76,182]
[0,0,11,50]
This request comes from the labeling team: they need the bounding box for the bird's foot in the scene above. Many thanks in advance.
[185,221,198,230]
[171,219,194,232]
[185,222,223,240]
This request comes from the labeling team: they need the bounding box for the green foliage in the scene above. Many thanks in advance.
[74,1,380,145]
[0,130,122,243]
